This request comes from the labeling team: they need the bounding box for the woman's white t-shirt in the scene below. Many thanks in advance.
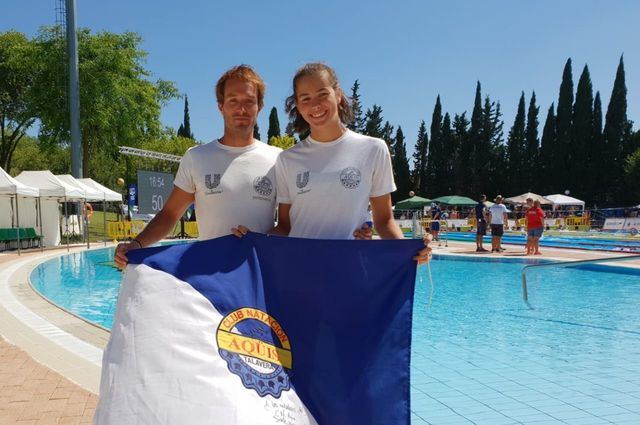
[275,130,396,239]
[174,139,281,240]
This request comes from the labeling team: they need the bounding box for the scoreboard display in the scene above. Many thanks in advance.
[137,170,174,214]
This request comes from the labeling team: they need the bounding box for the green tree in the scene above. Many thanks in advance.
[589,92,604,204]
[425,96,443,197]
[603,55,630,204]
[268,135,296,150]
[452,112,469,194]
[555,58,574,187]
[9,135,70,176]
[253,123,261,141]
[267,107,281,142]
[539,104,556,194]
[32,27,178,178]
[0,31,38,170]
[363,105,384,139]
[411,120,428,195]
[466,82,483,194]
[506,92,526,193]
[524,91,540,191]
[347,80,365,132]
[177,95,194,139]
[479,96,504,196]
[391,126,411,203]
[570,65,594,198]
[381,121,394,151]
[438,113,455,194]
[623,148,640,202]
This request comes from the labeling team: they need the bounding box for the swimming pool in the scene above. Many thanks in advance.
[30,247,640,424]
[430,231,640,252]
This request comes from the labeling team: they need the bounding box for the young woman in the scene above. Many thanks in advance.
[525,199,545,255]
[234,63,430,263]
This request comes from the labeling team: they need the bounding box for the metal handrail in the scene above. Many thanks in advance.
[521,254,640,309]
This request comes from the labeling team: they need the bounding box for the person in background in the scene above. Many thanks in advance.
[488,195,509,253]
[524,197,533,254]
[430,203,442,241]
[526,199,545,255]
[475,195,489,252]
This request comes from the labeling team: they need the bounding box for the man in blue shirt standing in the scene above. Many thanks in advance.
[475,195,489,252]
[430,203,442,241]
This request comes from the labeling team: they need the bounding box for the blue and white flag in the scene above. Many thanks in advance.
[95,233,422,425]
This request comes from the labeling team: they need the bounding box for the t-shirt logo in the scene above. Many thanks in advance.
[253,176,273,197]
[205,174,221,189]
[340,167,361,189]
[296,171,309,189]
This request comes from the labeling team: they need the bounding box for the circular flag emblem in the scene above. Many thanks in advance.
[217,308,292,398]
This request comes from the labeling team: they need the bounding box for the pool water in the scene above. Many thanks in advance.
[31,247,640,424]
[415,231,640,253]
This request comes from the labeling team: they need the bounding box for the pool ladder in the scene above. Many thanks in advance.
[521,254,640,309]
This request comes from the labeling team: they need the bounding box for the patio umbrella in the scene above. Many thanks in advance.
[431,195,477,206]
[394,196,432,210]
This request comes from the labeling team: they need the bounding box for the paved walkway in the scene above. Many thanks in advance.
[0,336,96,425]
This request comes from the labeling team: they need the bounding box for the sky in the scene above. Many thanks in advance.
[2,1,639,157]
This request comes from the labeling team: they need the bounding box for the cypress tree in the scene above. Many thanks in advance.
[347,80,365,132]
[392,126,411,203]
[589,92,604,204]
[603,55,629,204]
[363,105,384,139]
[479,96,504,196]
[381,121,395,152]
[177,95,194,139]
[253,124,261,141]
[425,96,443,197]
[438,113,455,194]
[540,104,556,193]
[571,65,594,198]
[452,112,470,194]
[467,82,484,195]
[506,92,527,193]
[524,91,540,191]
[412,120,428,195]
[555,58,574,186]
[267,107,281,143]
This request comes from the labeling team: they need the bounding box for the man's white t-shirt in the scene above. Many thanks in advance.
[275,130,396,239]
[488,203,509,225]
[174,140,281,240]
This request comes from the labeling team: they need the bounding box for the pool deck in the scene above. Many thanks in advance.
[1,239,639,424]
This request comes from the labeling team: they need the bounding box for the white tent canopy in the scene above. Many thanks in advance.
[504,192,552,205]
[0,167,39,198]
[545,194,585,210]
[79,178,123,202]
[56,174,104,201]
[15,170,85,199]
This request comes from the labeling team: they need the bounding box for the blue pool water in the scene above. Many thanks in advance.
[31,247,640,424]
[423,232,640,253]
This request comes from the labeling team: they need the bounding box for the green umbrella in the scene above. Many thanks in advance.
[431,195,477,206]
[394,196,432,210]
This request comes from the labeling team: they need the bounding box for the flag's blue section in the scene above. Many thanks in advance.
[128,233,422,425]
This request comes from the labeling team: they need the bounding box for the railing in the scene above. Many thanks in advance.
[521,254,640,309]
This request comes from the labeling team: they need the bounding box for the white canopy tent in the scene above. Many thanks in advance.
[57,174,105,201]
[79,178,123,202]
[545,194,585,211]
[504,192,552,205]
[15,171,85,248]
[0,167,40,254]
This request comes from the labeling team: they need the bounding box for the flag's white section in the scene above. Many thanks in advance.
[94,264,318,425]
